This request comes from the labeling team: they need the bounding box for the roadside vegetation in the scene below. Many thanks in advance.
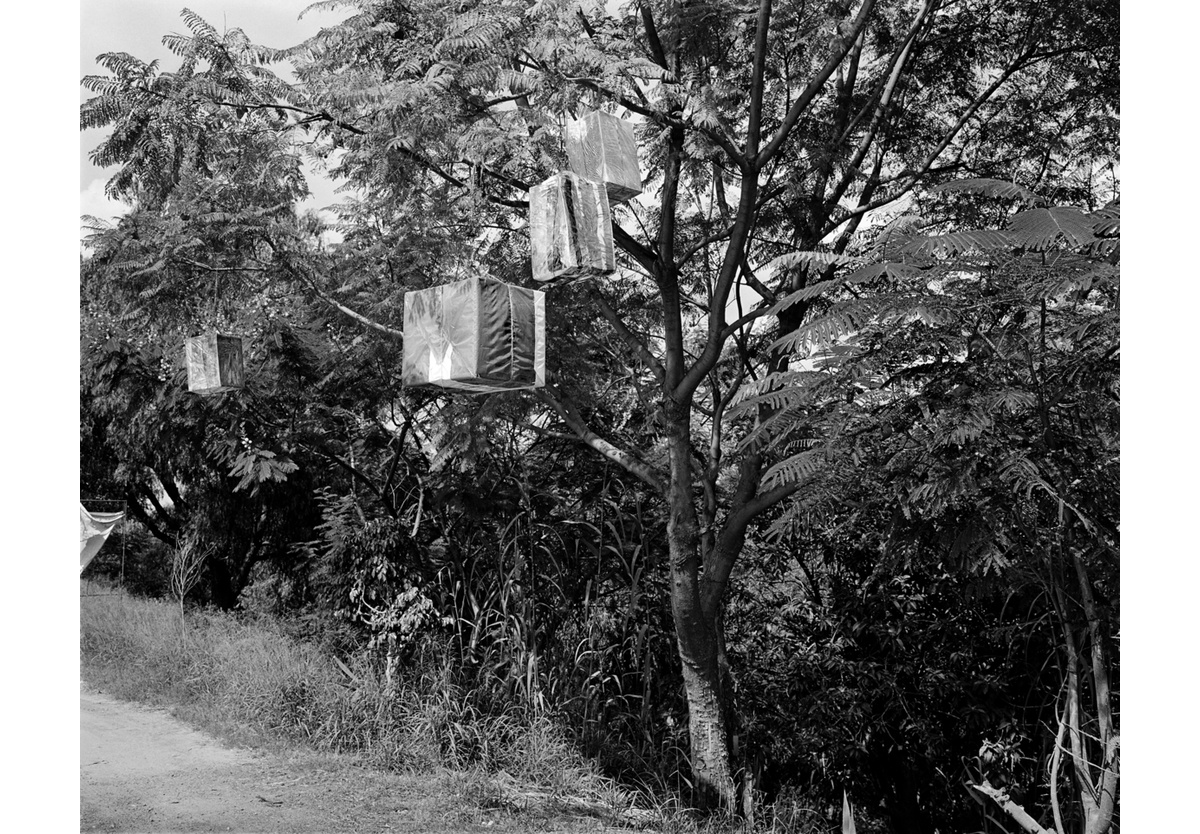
[81,577,672,833]
[81,2,1118,832]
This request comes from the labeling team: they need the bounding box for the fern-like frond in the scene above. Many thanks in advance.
[842,262,921,282]
[762,263,913,317]
[868,213,926,260]
[996,454,1060,504]
[763,277,843,316]
[901,230,1013,258]
[938,409,994,447]
[761,449,825,491]
[1090,203,1120,236]
[984,388,1037,414]
[161,34,193,58]
[300,0,357,18]
[727,374,824,419]
[1033,262,1118,301]
[932,177,1045,206]
[769,298,883,355]
[179,8,219,42]
[1007,207,1097,251]
[762,249,856,278]
[726,371,825,412]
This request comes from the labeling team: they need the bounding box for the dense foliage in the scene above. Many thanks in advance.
[81,3,1118,832]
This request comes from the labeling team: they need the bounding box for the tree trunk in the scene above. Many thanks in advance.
[206,556,238,610]
[677,632,736,810]
[664,403,736,811]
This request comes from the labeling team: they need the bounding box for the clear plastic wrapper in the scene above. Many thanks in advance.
[566,111,642,204]
[528,171,615,284]
[185,332,245,394]
[402,277,545,392]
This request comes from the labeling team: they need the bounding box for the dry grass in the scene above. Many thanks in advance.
[79,581,669,832]
[80,581,838,833]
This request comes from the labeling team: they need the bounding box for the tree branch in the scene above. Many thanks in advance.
[637,1,669,69]
[124,489,178,548]
[746,0,773,159]
[755,0,879,168]
[595,291,666,384]
[823,0,936,214]
[969,782,1057,834]
[613,223,658,272]
[267,240,405,339]
[536,386,666,494]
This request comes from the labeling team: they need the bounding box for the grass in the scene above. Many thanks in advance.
[80,580,662,831]
[80,580,843,833]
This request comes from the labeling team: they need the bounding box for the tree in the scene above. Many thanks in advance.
[80,17,334,606]
[738,180,1118,830]
[81,1,1118,815]
[171,527,211,630]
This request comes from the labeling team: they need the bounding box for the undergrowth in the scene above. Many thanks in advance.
[80,580,843,833]
[79,581,657,829]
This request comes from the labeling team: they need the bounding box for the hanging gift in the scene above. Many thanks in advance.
[565,110,642,204]
[185,332,245,394]
[528,171,615,285]
[402,276,545,393]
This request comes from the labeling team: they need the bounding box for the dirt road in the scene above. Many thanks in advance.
[80,683,463,833]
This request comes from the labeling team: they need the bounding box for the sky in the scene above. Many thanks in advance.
[80,0,350,229]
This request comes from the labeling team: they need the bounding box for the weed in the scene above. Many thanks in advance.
[80,580,663,829]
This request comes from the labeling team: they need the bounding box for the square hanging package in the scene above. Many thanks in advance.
[565,111,642,204]
[402,276,546,392]
[528,171,615,285]
[185,332,245,394]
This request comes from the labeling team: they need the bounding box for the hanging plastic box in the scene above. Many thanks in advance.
[528,171,615,284]
[185,332,245,394]
[565,111,642,204]
[402,276,545,392]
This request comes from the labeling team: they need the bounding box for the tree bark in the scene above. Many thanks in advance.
[1072,550,1119,834]
[663,393,736,810]
[677,633,735,810]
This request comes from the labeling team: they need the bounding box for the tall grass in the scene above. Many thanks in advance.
[80,582,834,832]
[80,581,611,793]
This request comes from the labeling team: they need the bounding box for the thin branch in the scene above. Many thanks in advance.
[756,0,879,168]
[536,386,666,494]
[823,0,937,213]
[268,240,405,339]
[678,222,736,268]
[595,291,666,384]
[1049,691,1068,834]
[306,442,399,518]
[177,259,270,273]
[826,47,1042,233]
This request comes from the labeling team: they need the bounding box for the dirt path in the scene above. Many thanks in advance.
[80,683,466,833]
[79,682,629,834]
